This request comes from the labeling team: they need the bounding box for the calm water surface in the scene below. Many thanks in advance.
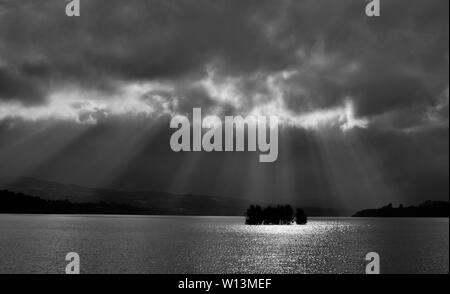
[0,215,448,274]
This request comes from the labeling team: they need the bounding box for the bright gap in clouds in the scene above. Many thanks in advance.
[0,82,177,124]
[0,67,369,132]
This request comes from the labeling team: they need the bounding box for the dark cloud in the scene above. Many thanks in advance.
[0,67,46,103]
[1,1,446,112]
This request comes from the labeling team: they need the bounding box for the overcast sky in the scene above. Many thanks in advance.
[0,0,448,210]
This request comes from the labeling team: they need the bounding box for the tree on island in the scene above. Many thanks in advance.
[295,208,307,225]
[245,205,264,225]
[245,204,307,225]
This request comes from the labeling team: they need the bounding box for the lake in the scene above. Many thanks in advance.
[0,215,448,274]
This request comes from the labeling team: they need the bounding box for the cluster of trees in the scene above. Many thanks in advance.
[245,205,307,225]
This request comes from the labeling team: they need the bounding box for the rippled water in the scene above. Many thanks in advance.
[0,214,448,274]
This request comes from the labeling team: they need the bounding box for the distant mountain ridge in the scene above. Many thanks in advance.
[353,201,449,217]
[0,177,345,216]
[0,177,250,216]
[0,190,150,215]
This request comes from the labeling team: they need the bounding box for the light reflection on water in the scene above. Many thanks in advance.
[0,215,448,274]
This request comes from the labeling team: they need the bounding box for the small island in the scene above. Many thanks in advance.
[245,205,307,225]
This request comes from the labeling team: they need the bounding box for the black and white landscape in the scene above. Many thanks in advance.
[0,0,448,274]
